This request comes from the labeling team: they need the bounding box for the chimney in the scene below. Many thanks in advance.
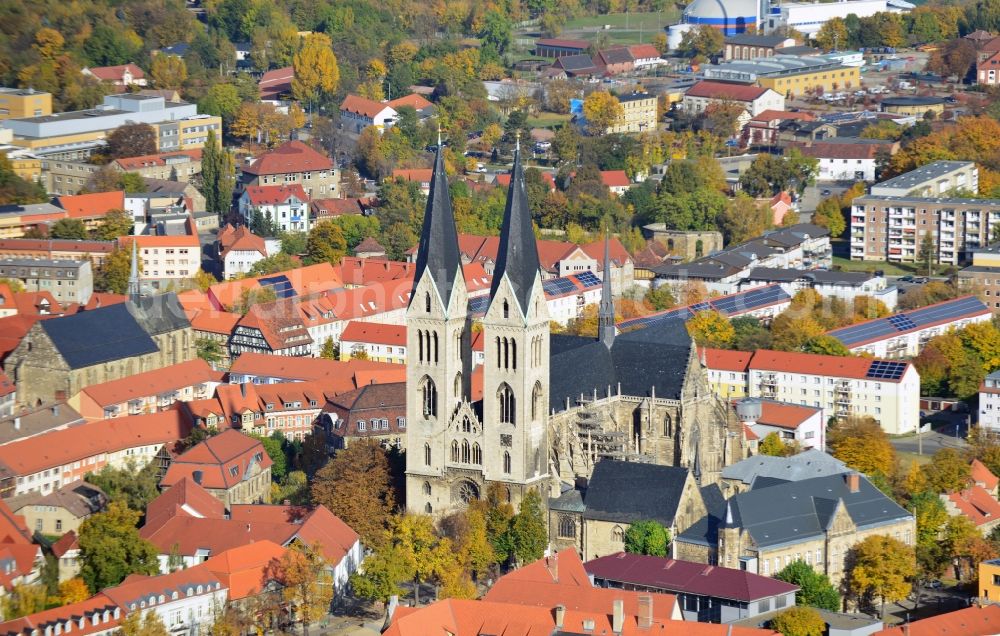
[845,471,860,493]
[246,523,251,532]
[51,404,59,416]
[192,470,203,485]
[554,605,565,629]
[240,383,247,398]
[13,417,20,431]
[637,595,653,629]
[612,599,624,634]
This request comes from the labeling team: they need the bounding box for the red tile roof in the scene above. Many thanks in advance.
[750,110,816,123]
[749,349,912,382]
[387,94,433,111]
[701,348,752,372]
[85,64,144,81]
[971,459,999,491]
[145,476,226,530]
[335,257,414,287]
[187,309,240,336]
[259,66,293,100]
[79,359,221,408]
[242,141,332,176]
[0,370,13,399]
[392,168,433,184]
[228,353,403,385]
[113,149,202,172]
[354,237,385,254]
[160,429,272,490]
[495,171,556,191]
[946,485,1000,527]
[585,552,798,602]
[340,321,406,347]
[686,80,769,101]
[311,198,365,218]
[754,401,819,430]
[0,594,120,636]
[0,411,190,477]
[201,540,286,600]
[875,604,1000,636]
[600,170,630,188]
[243,184,309,205]
[339,94,394,119]
[629,44,662,59]
[103,564,222,609]
[122,234,200,249]
[795,141,885,160]
[51,531,79,558]
[56,191,126,218]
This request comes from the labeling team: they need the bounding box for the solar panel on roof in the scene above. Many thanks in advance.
[542,278,577,296]
[575,271,601,288]
[887,314,916,331]
[830,296,989,346]
[866,360,907,380]
[258,275,295,299]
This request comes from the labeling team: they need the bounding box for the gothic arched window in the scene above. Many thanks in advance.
[612,526,625,543]
[503,451,511,474]
[498,383,516,425]
[418,330,424,363]
[503,299,509,319]
[532,382,543,421]
[432,331,439,363]
[496,336,502,369]
[472,443,482,465]
[451,440,459,462]
[558,515,576,539]
[510,338,516,370]
[425,502,432,514]
[424,443,431,466]
[425,292,431,313]
[421,377,437,418]
[664,414,673,437]
[422,481,432,496]
[461,440,471,464]
[462,417,471,433]
[454,373,462,400]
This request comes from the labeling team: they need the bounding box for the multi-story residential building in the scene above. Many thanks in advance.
[159,429,272,507]
[0,88,52,120]
[979,561,1000,601]
[827,295,991,358]
[0,239,116,268]
[125,234,201,289]
[746,349,920,434]
[40,158,104,195]
[745,110,816,147]
[70,359,223,420]
[6,481,107,536]
[319,382,406,450]
[185,381,334,441]
[238,184,311,233]
[239,140,337,199]
[218,224,272,280]
[795,140,890,182]
[102,565,227,636]
[2,95,199,160]
[339,95,399,134]
[850,194,1000,265]
[226,352,404,386]
[675,472,914,587]
[0,411,190,497]
[535,272,604,326]
[297,278,414,356]
[111,149,202,181]
[737,267,897,309]
[230,301,314,358]
[0,258,93,304]
[0,594,122,636]
[339,322,406,363]
[702,348,753,399]
[957,242,1000,313]
[871,161,978,197]
[702,54,862,96]
[682,82,785,130]
[979,370,1000,431]
[607,92,659,134]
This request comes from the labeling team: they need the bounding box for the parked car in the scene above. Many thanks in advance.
[914,276,930,284]
[898,275,914,283]
[821,189,832,196]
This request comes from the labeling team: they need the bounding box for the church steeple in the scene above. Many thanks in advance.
[598,231,615,349]
[127,239,140,304]
[489,135,540,316]
[412,143,462,313]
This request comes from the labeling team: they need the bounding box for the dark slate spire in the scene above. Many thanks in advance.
[598,231,615,349]
[490,137,541,315]
[128,238,140,305]
[412,141,462,310]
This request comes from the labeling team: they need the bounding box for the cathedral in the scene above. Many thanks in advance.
[405,143,746,517]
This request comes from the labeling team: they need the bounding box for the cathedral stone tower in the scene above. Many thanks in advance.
[405,145,472,516]
[480,143,550,505]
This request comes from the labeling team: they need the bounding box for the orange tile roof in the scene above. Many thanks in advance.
[0,594,120,636]
[50,531,78,558]
[971,459,999,491]
[229,352,402,384]
[113,149,202,172]
[392,168,433,184]
[187,308,240,335]
[160,429,272,490]
[201,540,286,600]
[85,64,144,81]
[339,94,394,119]
[145,476,226,531]
[0,411,190,476]
[702,347,753,372]
[754,401,819,430]
[875,604,1000,636]
[122,234,200,248]
[243,184,309,205]
[56,191,125,217]
[580,236,631,270]
[176,289,216,312]
[340,321,406,347]
[743,423,760,441]
[103,564,222,609]
[749,349,911,382]
[335,257,415,286]
[242,141,332,176]
[0,370,13,400]
[750,110,816,123]
[686,80,769,101]
[601,170,631,188]
[79,359,221,408]
[387,94,434,111]
[946,485,1000,527]
[218,224,266,258]
[629,43,662,59]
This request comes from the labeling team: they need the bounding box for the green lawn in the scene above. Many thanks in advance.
[832,256,920,276]
[527,113,571,129]
[562,10,679,31]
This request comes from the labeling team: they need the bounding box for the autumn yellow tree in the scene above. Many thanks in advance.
[770,607,826,636]
[292,33,340,109]
[828,416,896,477]
[269,541,333,636]
[149,54,187,89]
[686,310,735,348]
[311,440,394,547]
[770,314,825,352]
[583,91,623,136]
[58,578,90,604]
[814,18,848,51]
[848,535,915,619]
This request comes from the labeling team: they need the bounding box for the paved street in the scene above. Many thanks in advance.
[890,412,970,455]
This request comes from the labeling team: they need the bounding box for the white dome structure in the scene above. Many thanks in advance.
[681,0,762,35]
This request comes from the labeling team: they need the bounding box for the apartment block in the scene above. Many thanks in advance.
[125,234,201,289]
[980,371,1000,431]
[0,88,52,120]
[871,161,978,197]
[957,243,1000,313]
[608,92,658,134]
[851,194,1000,265]
[0,258,93,304]
[239,140,337,199]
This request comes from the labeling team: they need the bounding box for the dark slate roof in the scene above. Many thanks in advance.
[41,303,159,370]
[413,146,463,310]
[490,146,541,315]
[585,553,799,602]
[723,33,791,47]
[678,473,912,549]
[549,317,692,410]
[128,293,190,335]
[582,460,690,526]
[599,47,634,65]
[557,54,598,73]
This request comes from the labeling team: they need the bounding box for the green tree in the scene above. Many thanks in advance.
[94,208,133,241]
[803,335,851,357]
[118,611,169,636]
[196,338,227,365]
[770,607,826,636]
[1,584,49,620]
[828,416,896,477]
[457,506,497,580]
[623,520,671,557]
[678,25,724,59]
[732,315,772,351]
[686,310,735,348]
[759,432,799,457]
[472,482,516,565]
[918,232,936,276]
[328,216,381,252]
[815,17,848,51]
[105,123,157,160]
[281,231,309,256]
[270,541,333,636]
[201,130,235,216]
[848,535,915,620]
[479,10,513,56]
[86,460,160,512]
[812,197,846,238]
[0,152,48,205]
[720,193,771,244]
[248,252,297,276]
[306,220,347,265]
[349,541,411,608]
[644,285,675,311]
[50,218,88,240]
[95,247,142,294]
[583,92,623,136]
[150,54,187,89]
[199,84,242,124]
[253,434,287,481]
[922,448,971,493]
[510,489,547,566]
[384,514,453,606]
[311,440,394,548]
[229,286,277,315]
[775,560,840,610]
[320,337,337,359]
[78,501,159,592]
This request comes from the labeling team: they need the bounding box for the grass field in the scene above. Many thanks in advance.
[562,10,680,31]
[832,256,920,276]
[527,113,571,128]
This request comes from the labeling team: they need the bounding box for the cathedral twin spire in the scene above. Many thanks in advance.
[412,137,463,312]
